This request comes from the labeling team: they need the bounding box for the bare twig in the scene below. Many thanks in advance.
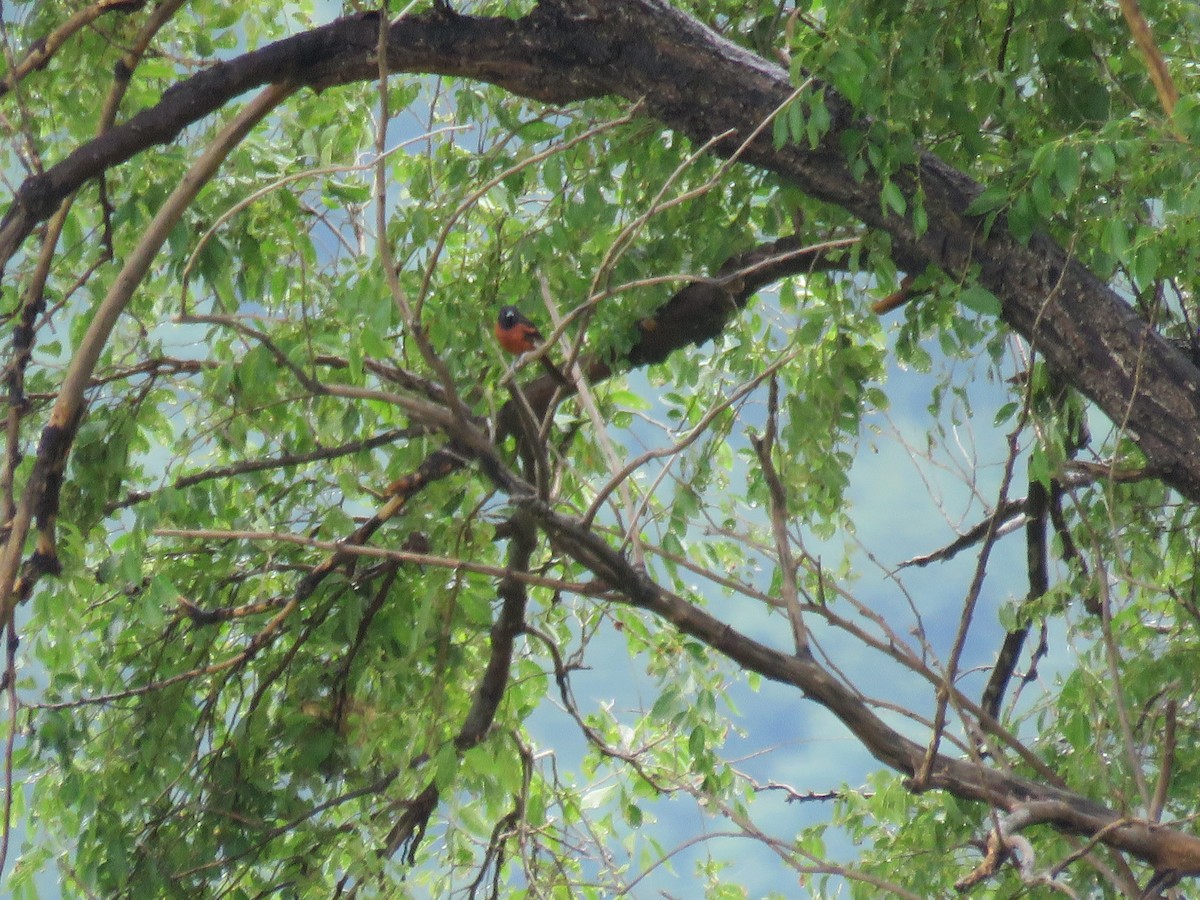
[0,81,299,621]
[1116,0,1179,122]
[751,376,808,655]
[915,422,1024,787]
[1097,566,1153,810]
[896,497,1027,569]
[109,426,417,512]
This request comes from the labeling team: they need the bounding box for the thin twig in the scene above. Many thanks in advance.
[1149,698,1176,822]
[751,376,807,655]
[0,612,17,881]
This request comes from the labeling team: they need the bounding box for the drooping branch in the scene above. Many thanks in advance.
[0,82,300,621]
[3,1,1198,500]
[383,507,536,863]
[529,498,1200,881]
[272,233,833,592]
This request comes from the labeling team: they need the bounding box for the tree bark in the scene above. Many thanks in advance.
[534,499,1200,879]
[3,1,1197,499]
[5,0,1200,882]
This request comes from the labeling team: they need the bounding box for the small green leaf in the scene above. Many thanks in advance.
[360,328,390,360]
[881,181,906,216]
[912,199,927,238]
[993,401,1019,425]
[1089,143,1115,179]
[772,112,789,150]
[347,337,363,381]
[1133,240,1160,290]
[138,576,173,626]
[959,285,1001,316]
[1028,446,1053,488]
[1007,191,1036,244]
[788,98,805,145]
[1054,145,1081,197]
[517,120,560,143]
[806,97,831,147]
[581,784,616,810]
[964,185,1008,216]
[1104,216,1129,261]
[433,744,459,791]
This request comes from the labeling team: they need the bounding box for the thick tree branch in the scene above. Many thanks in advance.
[383,508,535,862]
[2,1,1198,500]
[529,499,1200,879]
[226,233,838,622]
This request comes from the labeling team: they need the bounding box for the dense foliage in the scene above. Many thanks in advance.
[2,0,1200,896]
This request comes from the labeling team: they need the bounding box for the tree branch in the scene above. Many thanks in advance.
[0,81,298,622]
[980,475,1048,719]
[529,497,1200,880]
[0,0,146,100]
[3,2,1198,500]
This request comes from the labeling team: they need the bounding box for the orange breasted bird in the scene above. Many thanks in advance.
[495,305,569,385]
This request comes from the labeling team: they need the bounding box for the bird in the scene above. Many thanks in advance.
[495,305,569,385]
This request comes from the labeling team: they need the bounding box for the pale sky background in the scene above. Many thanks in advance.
[5,4,1054,896]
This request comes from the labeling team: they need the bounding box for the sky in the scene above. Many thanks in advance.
[542,328,1036,898]
[2,4,1058,896]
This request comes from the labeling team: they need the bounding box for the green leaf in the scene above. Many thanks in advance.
[1089,143,1115,179]
[138,576,175,626]
[433,744,460,791]
[959,285,1001,316]
[1007,191,1036,244]
[1054,145,1081,197]
[517,120,560,143]
[964,185,1008,216]
[911,197,927,238]
[806,95,831,147]
[881,180,906,216]
[993,400,1019,425]
[772,112,789,150]
[787,97,805,145]
[1133,240,1160,290]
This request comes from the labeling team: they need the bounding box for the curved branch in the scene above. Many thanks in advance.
[383,508,536,863]
[530,498,1200,881]
[0,81,298,621]
[0,0,146,100]
[4,0,1197,498]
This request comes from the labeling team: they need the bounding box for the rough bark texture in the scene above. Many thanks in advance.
[3,1,1198,500]
[4,0,1200,882]
[533,499,1200,878]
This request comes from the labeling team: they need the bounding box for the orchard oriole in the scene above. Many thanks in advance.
[495,305,568,385]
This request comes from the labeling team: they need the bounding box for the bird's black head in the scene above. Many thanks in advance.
[497,305,522,328]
